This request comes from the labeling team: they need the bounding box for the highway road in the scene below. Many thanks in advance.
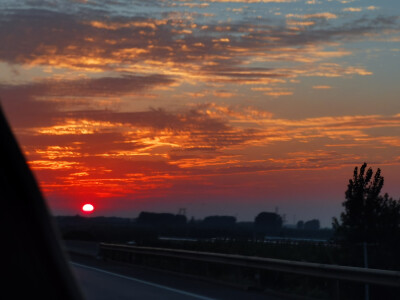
[73,262,213,300]
[71,256,286,300]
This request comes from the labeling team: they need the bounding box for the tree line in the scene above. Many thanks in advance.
[56,209,329,243]
[57,163,400,246]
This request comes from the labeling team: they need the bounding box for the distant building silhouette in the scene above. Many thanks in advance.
[254,212,283,233]
[304,219,320,230]
[137,211,187,227]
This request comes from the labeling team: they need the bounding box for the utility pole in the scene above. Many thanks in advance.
[363,242,369,300]
[178,208,186,216]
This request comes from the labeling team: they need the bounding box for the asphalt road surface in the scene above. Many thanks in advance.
[71,256,286,300]
[73,262,214,300]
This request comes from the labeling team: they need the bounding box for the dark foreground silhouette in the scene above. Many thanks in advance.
[0,106,84,299]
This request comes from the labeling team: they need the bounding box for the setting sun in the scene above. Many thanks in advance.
[82,204,94,213]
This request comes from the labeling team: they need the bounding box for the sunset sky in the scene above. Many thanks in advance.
[1,0,399,226]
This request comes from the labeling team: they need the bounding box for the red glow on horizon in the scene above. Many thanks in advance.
[82,203,94,213]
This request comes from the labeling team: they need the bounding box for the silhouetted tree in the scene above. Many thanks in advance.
[333,163,400,243]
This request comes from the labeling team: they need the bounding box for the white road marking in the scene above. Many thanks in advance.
[71,262,216,300]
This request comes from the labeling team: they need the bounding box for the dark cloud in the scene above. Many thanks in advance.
[0,9,164,67]
[202,65,289,82]
[69,108,229,132]
[0,74,175,97]
[0,91,62,128]
[0,9,85,65]
[239,15,400,47]
[0,74,174,129]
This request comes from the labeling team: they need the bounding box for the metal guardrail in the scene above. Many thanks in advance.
[99,243,400,287]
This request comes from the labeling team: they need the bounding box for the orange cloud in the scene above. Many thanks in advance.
[312,85,332,89]
[213,90,236,98]
[251,86,293,97]
[207,0,296,2]
[343,7,362,12]
[29,160,79,170]
[286,13,337,19]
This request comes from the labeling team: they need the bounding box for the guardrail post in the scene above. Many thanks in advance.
[330,279,340,300]
[179,257,185,273]
[233,265,242,285]
[254,270,261,289]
